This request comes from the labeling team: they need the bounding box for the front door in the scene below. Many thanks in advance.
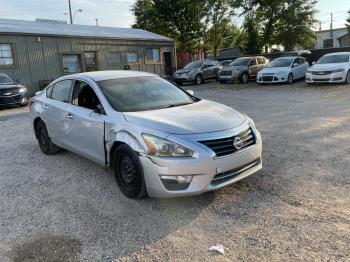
[63,79,106,165]
[163,52,173,76]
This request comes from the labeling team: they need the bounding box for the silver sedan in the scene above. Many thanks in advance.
[30,71,262,198]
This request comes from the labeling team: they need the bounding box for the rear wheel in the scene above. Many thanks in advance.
[176,81,183,86]
[240,73,249,84]
[287,74,293,85]
[36,120,60,155]
[113,144,147,199]
[346,71,350,84]
[195,74,203,85]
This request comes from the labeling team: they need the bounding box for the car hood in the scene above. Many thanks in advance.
[175,68,200,74]
[123,100,246,135]
[310,63,348,71]
[223,66,247,71]
[0,83,20,89]
[259,67,290,74]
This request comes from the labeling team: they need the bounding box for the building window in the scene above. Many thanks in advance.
[106,51,121,65]
[85,52,97,71]
[62,54,81,73]
[323,39,333,48]
[127,52,139,63]
[0,44,14,65]
[146,48,160,63]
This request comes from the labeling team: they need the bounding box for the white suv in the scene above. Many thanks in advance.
[306,52,350,84]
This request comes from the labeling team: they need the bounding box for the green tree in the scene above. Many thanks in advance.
[204,0,236,57]
[346,10,350,32]
[243,14,263,54]
[131,0,207,51]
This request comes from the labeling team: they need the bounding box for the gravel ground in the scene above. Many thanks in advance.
[0,80,349,261]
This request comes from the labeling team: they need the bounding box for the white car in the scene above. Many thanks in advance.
[306,52,350,84]
[257,56,309,85]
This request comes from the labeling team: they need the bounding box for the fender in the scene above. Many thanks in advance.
[105,128,146,166]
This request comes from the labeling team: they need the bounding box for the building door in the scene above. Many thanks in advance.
[85,52,98,72]
[163,52,173,76]
[62,54,81,74]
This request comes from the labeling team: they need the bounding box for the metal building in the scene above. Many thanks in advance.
[0,19,176,95]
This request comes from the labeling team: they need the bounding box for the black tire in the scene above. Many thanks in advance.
[345,71,350,84]
[176,81,183,86]
[36,120,60,155]
[195,74,203,85]
[287,74,293,85]
[240,73,249,84]
[113,144,147,199]
[219,80,227,84]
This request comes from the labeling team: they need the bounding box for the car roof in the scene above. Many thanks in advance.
[67,70,157,82]
[275,56,299,59]
[324,52,350,56]
[0,73,10,78]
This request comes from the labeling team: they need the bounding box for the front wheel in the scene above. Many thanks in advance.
[113,144,147,199]
[287,74,293,85]
[345,71,350,84]
[195,75,203,85]
[240,73,249,84]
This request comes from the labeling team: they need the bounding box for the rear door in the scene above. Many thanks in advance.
[63,79,106,165]
[41,79,74,146]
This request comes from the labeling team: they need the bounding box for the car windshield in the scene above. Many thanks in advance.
[317,55,349,64]
[97,76,195,112]
[0,75,13,84]
[229,58,251,66]
[266,58,293,68]
[184,61,203,69]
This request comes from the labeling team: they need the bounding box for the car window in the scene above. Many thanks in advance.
[46,85,54,98]
[51,80,73,103]
[72,80,101,111]
[257,58,264,64]
[230,57,251,66]
[0,74,13,84]
[184,61,203,69]
[293,58,301,66]
[249,59,257,66]
[266,58,293,68]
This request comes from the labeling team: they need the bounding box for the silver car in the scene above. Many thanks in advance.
[30,71,262,199]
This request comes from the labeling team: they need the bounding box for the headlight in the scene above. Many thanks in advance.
[19,87,27,94]
[275,71,286,76]
[142,134,193,157]
[306,69,311,74]
[333,68,345,73]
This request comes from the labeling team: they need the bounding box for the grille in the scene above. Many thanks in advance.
[311,71,333,75]
[211,158,261,185]
[262,76,274,81]
[198,127,255,157]
[313,78,331,82]
[220,70,232,76]
[0,95,20,105]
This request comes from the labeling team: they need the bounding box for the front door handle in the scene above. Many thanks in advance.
[66,113,74,119]
[42,104,48,109]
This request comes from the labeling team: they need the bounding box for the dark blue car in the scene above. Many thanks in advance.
[0,73,28,107]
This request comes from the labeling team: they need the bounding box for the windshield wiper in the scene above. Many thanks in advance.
[164,102,192,108]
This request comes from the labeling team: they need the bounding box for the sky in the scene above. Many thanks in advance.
[0,0,349,30]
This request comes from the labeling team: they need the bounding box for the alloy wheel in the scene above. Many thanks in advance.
[196,75,202,85]
[288,74,293,85]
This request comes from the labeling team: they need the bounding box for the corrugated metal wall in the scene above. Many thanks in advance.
[0,34,176,95]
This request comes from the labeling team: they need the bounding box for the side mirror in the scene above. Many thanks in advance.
[186,90,194,96]
[95,104,106,115]
[312,61,316,65]
[293,63,298,67]
[35,91,43,96]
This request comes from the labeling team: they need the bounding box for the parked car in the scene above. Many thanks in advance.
[218,56,268,84]
[173,59,221,85]
[306,52,350,84]
[0,73,28,107]
[257,56,309,85]
[30,71,262,199]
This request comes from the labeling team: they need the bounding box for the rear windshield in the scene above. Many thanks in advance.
[317,55,349,64]
[266,58,293,68]
[97,76,195,112]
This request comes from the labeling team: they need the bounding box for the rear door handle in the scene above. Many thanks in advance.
[66,113,74,119]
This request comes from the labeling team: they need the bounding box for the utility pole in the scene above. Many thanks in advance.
[68,0,73,24]
[319,21,322,31]
[95,18,99,26]
[330,12,333,38]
